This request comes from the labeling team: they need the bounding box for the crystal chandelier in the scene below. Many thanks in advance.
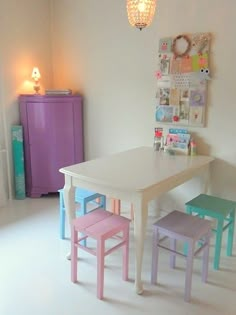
[127,0,157,30]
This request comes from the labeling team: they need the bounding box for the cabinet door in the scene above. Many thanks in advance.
[27,101,77,191]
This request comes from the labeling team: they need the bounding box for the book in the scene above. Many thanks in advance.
[45,89,72,95]
[166,128,191,155]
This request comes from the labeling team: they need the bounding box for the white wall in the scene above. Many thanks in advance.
[51,0,157,159]
[50,0,236,208]
[0,0,52,201]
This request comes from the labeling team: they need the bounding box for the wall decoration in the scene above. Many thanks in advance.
[189,89,205,107]
[189,107,203,125]
[156,105,176,123]
[159,55,170,75]
[159,37,172,53]
[172,34,192,58]
[159,88,170,105]
[169,88,180,106]
[155,32,211,127]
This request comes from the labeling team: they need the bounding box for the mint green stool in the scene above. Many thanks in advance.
[185,194,235,270]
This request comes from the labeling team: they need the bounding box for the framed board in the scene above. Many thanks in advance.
[155,32,211,127]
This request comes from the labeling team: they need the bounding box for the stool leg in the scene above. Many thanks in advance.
[71,226,78,283]
[227,210,235,256]
[114,199,121,215]
[122,225,130,281]
[110,198,121,215]
[79,200,87,247]
[202,231,211,283]
[100,195,106,209]
[184,208,192,255]
[185,240,194,302]
[60,209,66,240]
[97,239,105,299]
[59,192,66,239]
[60,208,66,239]
[170,238,176,269]
[214,218,224,270]
[110,198,115,213]
[151,227,160,284]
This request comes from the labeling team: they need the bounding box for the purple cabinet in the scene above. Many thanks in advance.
[19,94,84,197]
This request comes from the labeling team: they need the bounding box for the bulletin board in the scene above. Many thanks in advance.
[155,32,211,127]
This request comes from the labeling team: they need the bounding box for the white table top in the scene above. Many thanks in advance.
[60,146,214,193]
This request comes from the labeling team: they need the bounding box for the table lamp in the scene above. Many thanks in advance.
[31,67,41,94]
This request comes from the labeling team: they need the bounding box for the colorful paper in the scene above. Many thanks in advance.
[189,106,203,125]
[156,105,173,123]
[169,88,180,106]
[159,88,170,105]
[180,57,193,73]
[159,38,172,53]
[189,89,205,107]
[192,53,209,72]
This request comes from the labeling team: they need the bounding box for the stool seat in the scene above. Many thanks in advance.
[58,188,106,241]
[58,189,132,241]
[73,208,112,230]
[185,194,236,218]
[151,210,211,302]
[186,194,236,269]
[86,214,131,238]
[154,210,212,241]
[71,208,131,299]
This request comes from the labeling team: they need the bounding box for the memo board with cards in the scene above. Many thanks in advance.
[155,32,211,127]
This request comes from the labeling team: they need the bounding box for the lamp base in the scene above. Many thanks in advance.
[33,84,40,94]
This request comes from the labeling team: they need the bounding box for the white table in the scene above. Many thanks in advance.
[59,146,214,294]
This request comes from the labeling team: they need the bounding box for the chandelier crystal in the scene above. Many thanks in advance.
[127,0,157,30]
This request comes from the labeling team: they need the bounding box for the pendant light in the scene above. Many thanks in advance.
[127,0,157,30]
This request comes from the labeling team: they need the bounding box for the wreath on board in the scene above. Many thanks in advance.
[172,34,192,58]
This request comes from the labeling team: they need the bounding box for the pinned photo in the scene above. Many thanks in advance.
[156,105,173,122]
[159,88,170,105]
[189,89,205,107]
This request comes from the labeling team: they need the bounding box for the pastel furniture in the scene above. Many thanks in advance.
[110,198,134,220]
[71,208,131,299]
[151,210,211,302]
[60,146,214,294]
[19,94,84,197]
[185,194,236,270]
[59,188,106,241]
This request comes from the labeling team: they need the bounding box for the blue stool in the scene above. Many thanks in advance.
[59,188,106,244]
[185,194,235,269]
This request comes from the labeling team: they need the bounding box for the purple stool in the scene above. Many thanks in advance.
[71,208,131,299]
[151,210,211,302]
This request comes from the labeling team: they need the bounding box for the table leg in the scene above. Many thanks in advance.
[63,176,76,227]
[214,218,224,270]
[202,164,210,194]
[133,198,148,294]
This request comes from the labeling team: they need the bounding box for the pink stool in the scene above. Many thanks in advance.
[151,210,211,302]
[71,208,131,299]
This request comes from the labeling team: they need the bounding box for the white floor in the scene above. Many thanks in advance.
[0,195,236,315]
